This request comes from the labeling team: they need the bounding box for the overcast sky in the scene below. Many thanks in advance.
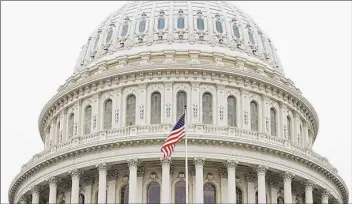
[1,1,351,202]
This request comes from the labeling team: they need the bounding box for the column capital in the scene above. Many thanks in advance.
[303,179,315,188]
[126,158,139,167]
[193,157,206,166]
[137,166,145,177]
[30,185,40,194]
[256,165,268,174]
[107,169,119,180]
[226,159,239,169]
[83,177,94,185]
[245,172,257,181]
[268,178,279,188]
[321,189,330,197]
[282,171,295,182]
[96,163,108,172]
[69,169,82,178]
[160,157,172,166]
[47,176,59,185]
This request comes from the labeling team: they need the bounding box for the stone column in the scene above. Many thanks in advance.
[304,180,314,204]
[191,83,200,124]
[161,158,172,203]
[219,167,228,203]
[240,88,249,130]
[20,196,27,204]
[245,173,256,204]
[127,158,138,204]
[31,186,40,204]
[84,177,94,204]
[48,177,58,204]
[261,95,270,134]
[107,170,118,204]
[136,166,145,204]
[194,157,205,203]
[164,82,173,124]
[283,172,294,204]
[279,103,286,139]
[256,165,268,204]
[321,189,330,204]
[70,169,81,204]
[97,163,108,204]
[268,179,278,204]
[226,160,238,204]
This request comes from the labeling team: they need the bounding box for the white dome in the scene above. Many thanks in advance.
[74,1,283,74]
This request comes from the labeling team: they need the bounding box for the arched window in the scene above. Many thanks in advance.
[233,24,240,38]
[177,17,185,29]
[68,113,74,137]
[203,183,216,204]
[248,31,255,44]
[84,105,92,134]
[202,93,213,124]
[151,92,161,124]
[120,185,129,204]
[126,95,136,126]
[270,108,277,136]
[103,99,112,129]
[227,96,237,127]
[216,21,223,33]
[93,35,100,50]
[147,182,160,204]
[121,23,129,37]
[105,28,113,43]
[250,101,258,131]
[287,116,292,139]
[79,193,85,204]
[139,20,146,33]
[157,18,165,30]
[236,187,243,204]
[277,197,284,204]
[175,181,186,204]
[197,18,205,31]
[177,91,187,121]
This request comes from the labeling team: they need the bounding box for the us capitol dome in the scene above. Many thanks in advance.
[9,1,349,204]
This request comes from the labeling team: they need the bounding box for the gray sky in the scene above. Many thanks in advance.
[1,1,351,202]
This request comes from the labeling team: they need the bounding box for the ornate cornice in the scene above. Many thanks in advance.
[8,137,348,204]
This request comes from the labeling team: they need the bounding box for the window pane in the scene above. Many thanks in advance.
[203,183,216,204]
[104,99,112,129]
[177,17,185,29]
[175,181,186,204]
[216,21,223,33]
[227,96,236,127]
[236,187,242,204]
[197,18,204,31]
[139,20,146,33]
[177,91,187,121]
[84,106,92,134]
[158,18,165,30]
[126,95,136,126]
[93,36,100,49]
[151,92,161,124]
[233,25,240,38]
[121,24,129,37]
[147,182,160,204]
[121,185,129,204]
[105,29,113,43]
[250,101,258,131]
[248,31,255,44]
[202,93,213,124]
[270,108,277,136]
[68,113,74,137]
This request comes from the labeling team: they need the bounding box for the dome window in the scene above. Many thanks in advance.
[197,18,205,31]
[139,20,146,33]
[121,23,129,38]
[93,35,100,50]
[157,18,165,30]
[105,28,113,43]
[248,31,255,44]
[177,17,185,29]
[233,24,240,39]
[216,21,223,33]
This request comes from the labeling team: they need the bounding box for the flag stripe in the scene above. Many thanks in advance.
[161,113,185,158]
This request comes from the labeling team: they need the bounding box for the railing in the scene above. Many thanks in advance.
[20,124,337,175]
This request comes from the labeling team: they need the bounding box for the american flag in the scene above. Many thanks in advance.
[161,113,185,158]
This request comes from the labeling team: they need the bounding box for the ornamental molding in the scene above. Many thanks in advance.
[39,65,318,142]
[9,136,348,204]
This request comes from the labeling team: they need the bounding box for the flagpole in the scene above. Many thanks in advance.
[184,105,189,204]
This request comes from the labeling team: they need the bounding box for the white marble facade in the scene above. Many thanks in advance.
[9,1,348,204]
